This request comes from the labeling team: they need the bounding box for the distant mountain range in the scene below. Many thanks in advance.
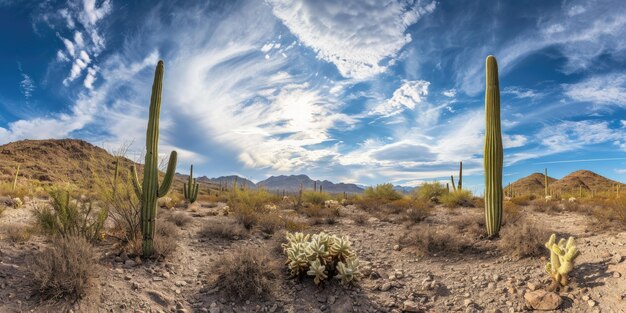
[510,170,625,195]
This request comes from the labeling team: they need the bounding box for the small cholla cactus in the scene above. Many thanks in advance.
[545,234,580,291]
[282,231,361,286]
[12,197,23,208]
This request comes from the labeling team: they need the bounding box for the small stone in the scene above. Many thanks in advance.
[124,259,136,268]
[588,300,597,307]
[380,282,392,291]
[527,282,538,291]
[209,302,220,313]
[582,295,590,301]
[524,290,562,310]
[463,299,473,307]
[610,254,624,264]
[613,271,621,278]
[393,245,400,251]
[124,274,132,281]
[403,300,421,312]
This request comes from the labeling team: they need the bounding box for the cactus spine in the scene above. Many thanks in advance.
[11,164,20,193]
[483,55,503,237]
[183,164,199,203]
[131,60,178,257]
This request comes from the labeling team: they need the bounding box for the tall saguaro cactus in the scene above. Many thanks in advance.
[544,168,549,199]
[483,55,503,237]
[458,161,463,191]
[131,60,178,257]
[183,164,199,203]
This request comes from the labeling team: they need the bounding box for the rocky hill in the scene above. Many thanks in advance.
[0,139,216,194]
[510,170,624,196]
[197,175,256,190]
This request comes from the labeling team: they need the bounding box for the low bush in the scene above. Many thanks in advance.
[166,212,193,227]
[441,190,474,208]
[415,182,448,202]
[452,214,486,239]
[499,218,551,259]
[152,220,179,258]
[199,221,247,240]
[301,191,331,206]
[32,190,107,242]
[510,195,532,206]
[352,213,368,225]
[399,225,468,256]
[4,224,32,242]
[531,199,561,213]
[211,247,278,300]
[29,236,97,300]
[404,201,431,224]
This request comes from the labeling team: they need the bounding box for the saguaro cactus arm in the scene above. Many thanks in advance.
[131,164,143,198]
[157,151,178,197]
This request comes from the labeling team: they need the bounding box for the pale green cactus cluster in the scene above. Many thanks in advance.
[282,232,361,285]
[544,233,581,290]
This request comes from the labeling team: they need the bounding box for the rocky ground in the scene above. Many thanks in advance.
[0,199,625,313]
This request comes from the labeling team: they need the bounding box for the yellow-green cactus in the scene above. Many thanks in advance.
[544,234,580,290]
[336,258,360,284]
[307,259,328,285]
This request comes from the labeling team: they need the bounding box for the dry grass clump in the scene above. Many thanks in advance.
[510,195,533,206]
[282,215,308,232]
[403,201,431,224]
[531,199,561,213]
[4,224,32,242]
[197,193,228,203]
[300,191,331,206]
[399,225,468,256]
[441,190,474,208]
[356,183,403,211]
[591,197,626,228]
[257,213,285,234]
[29,236,97,301]
[499,218,551,259]
[453,214,486,239]
[166,211,193,227]
[352,213,368,225]
[152,220,179,258]
[211,247,278,300]
[199,221,247,240]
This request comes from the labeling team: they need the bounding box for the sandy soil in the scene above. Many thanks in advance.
[0,200,624,313]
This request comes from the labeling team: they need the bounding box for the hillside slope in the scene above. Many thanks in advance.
[509,172,557,195]
[257,174,363,194]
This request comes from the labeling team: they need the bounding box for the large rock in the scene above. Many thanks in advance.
[524,290,562,310]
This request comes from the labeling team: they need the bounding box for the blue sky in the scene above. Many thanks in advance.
[1,0,625,192]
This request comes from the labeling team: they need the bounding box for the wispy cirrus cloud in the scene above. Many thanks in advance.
[563,73,626,107]
[267,0,436,80]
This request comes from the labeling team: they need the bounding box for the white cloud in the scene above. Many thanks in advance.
[616,169,626,174]
[56,50,70,62]
[621,120,626,127]
[567,5,586,16]
[267,0,436,79]
[19,73,35,100]
[74,31,84,48]
[563,73,626,107]
[83,66,98,89]
[537,120,626,153]
[442,88,456,97]
[369,80,429,117]
[61,37,76,57]
[503,86,543,99]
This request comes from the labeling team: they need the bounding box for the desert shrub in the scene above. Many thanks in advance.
[152,220,179,258]
[29,236,97,300]
[592,197,626,226]
[363,183,402,202]
[441,190,474,208]
[531,199,561,213]
[282,232,361,285]
[97,177,141,244]
[471,196,485,208]
[233,205,258,230]
[166,212,192,227]
[384,198,413,214]
[352,213,368,225]
[403,201,431,223]
[503,201,522,224]
[510,195,532,206]
[415,182,448,202]
[399,226,468,256]
[257,213,284,234]
[453,214,486,239]
[301,191,331,206]
[301,205,336,218]
[4,224,32,242]
[282,215,308,232]
[499,218,551,259]
[212,247,277,300]
[199,221,247,240]
[0,206,4,218]
[32,190,107,242]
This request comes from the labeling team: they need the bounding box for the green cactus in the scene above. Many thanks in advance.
[483,55,503,237]
[283,231,360,285]
[131,60,178,257]
[450,175,457,192]
[11,164,20,193]
[458,161,463,191]
[183,164,199,203]
[543,168,550,201]
[544,234,580,290]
